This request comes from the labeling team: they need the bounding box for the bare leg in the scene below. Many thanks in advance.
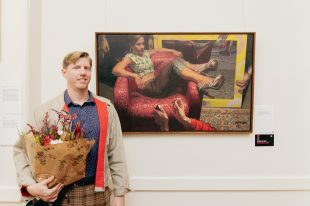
[179,67,214,87]
[178,67,224,95]
[180,58,218,73]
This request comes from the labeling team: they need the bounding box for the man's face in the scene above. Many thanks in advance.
[62,57,91,91]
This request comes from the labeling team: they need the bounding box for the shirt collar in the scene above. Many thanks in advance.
[64,90,94,106]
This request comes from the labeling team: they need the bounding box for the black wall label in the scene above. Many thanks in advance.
[255,134,274,146]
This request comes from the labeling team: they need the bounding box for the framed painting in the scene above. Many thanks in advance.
[96,32,255,133]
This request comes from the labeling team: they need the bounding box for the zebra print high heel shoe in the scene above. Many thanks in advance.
[198,74,225,98]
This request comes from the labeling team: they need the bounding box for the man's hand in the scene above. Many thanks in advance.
[236,68,252,93]
[27,176,64,202]
[173,98,192,130]
[153,105,169,131]
[112,196,125,206]
[173,98,187,122]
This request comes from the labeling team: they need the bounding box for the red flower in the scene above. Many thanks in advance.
[27,110,85,146]
[42,135,51,146]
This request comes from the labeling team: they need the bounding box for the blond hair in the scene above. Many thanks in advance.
[62,51,92,68]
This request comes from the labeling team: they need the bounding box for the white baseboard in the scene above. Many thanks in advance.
[130,176,310,191]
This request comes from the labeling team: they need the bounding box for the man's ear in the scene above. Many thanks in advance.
[61,68,66,76]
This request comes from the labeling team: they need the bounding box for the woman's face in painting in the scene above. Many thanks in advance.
[131,37,145,56]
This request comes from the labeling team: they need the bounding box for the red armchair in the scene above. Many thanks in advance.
[114,51,202,132]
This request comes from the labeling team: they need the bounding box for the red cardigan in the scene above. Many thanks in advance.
[190,118,215,131]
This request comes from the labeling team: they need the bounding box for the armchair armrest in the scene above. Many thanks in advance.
[185,81,202,119]
[114,76,130,114]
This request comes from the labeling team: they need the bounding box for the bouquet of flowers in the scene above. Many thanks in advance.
[22,110,95,187]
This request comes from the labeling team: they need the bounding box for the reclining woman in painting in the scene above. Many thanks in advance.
[112,35,224,98]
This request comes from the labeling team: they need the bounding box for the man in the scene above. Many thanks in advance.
[13,51,130,206]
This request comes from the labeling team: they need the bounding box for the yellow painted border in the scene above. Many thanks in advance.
[153,34,248,108]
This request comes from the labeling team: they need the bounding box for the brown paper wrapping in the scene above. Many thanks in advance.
[23,133,95,186]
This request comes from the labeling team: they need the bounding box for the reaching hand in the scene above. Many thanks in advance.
[27,176,64,202]
[153,105,169,131]
[173,98,187,122]
[236,67,252,93]
[172,98,192,129]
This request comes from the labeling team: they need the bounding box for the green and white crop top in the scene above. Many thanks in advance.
[125,51,154,77]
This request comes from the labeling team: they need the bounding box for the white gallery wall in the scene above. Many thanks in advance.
[0,0,29,202]
[1,0,310,205]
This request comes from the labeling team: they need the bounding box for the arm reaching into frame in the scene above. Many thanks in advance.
[236,65,252,93]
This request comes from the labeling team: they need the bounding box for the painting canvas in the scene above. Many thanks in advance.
[96,33,255,133]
